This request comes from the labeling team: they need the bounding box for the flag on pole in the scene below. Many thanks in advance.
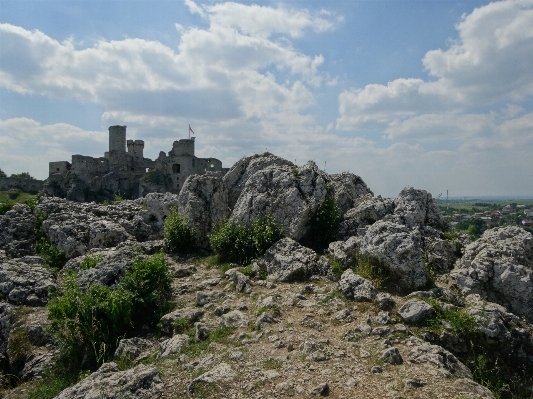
[189,125,195,135]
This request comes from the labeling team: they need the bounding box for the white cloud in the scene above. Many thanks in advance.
[337,0,533,131]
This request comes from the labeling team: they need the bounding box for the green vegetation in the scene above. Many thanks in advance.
[164,207,196,253]
[47,252,171,370]
[301,189,339,252]
[455,217,487,238]
[182,326,236,357]
[419,297,480,337]
[209,214,283,265]
[9,172,35,179]
[78,253,105,270]
[326,254,345,277]
[0,191,40,215]
[353,252,389,290]
[113,193,125,202]
[0,168,6,178]
[173,317,193,334]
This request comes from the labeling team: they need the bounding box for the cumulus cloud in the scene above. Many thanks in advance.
[337,0,533,131]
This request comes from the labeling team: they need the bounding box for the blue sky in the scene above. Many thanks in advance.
[1,0,532,197]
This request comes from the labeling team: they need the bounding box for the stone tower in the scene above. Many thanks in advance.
[109,125,127,153]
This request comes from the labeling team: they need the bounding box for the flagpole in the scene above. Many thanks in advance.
[189,124,190,140]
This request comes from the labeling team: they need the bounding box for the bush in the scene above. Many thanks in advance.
[0,200,13,215]
[354,252,389,290]
[10,172,35,179]
[36,238,67,271]
[164,207,196,253]
[301,189,339,252]
[0,168,6,178]
[209,214,283,264]
[47,252,171,369]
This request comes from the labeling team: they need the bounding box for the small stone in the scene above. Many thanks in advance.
[310,382,329,396]
[371,366,382,374]
[382,347,403,365]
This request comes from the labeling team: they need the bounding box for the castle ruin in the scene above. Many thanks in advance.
[46,125,227,202]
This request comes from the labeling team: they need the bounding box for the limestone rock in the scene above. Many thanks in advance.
[338,195,394,239]
[20,351,55,381]
[0,252,57,305]
[398,299,436,324]
[407,338,472,379]
[0,204,36,257]
[114,337,155,363]
[54,362,163,399]
[356,220,427,289]
[451,378,495,399]
[220,310,249,328]
[261,238,331,282]
[224,268,253,293]
[159,334,189,358]
[88,220,131,249]
[450,226,533,322]
[188,362,236,393]
[327,172,373,218]
[392,186,447,229]
[177,174,229,248]
[337,269,377,302]
[196,290,225,307]
[381,347,403,365]
[159,307,204,335]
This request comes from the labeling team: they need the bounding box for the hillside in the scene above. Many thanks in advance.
[0,154,531,399]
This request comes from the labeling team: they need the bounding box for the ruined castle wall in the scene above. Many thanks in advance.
[49,161,71,175]
[0,177,44,193]
[71,155,109,177]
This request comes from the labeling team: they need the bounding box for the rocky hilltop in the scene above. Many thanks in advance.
[0,153,531,399]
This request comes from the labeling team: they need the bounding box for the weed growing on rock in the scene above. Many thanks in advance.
[173,317,192,334]
[164,207,196,253]
[78,253,104,271]
[34,211,66,271]
[354,252,389,290]
[182,326,236,357]
[0,200,14,214]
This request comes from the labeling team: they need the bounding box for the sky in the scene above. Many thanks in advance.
[0,0,532,198]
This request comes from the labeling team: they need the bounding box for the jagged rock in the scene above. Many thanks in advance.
[256,312,278,330]
[20,351,55,381]
[196,290,225,307]
[450,226,533,322]
[220,310,249,328]
[261,238,331,282]
[407,338,472,378]
[391,186,447,229]
[0,253,57,305]
[114,337,155,362]
[54,362,163,398]
[337,269,377,302]
[355,220,427,289]
[328,173,373,218]
[464,294,518,341]
[188,362,236,393]
[177,174,229,248]
[375,311,391,325]
[424,235,460,274]
[407,286,464,307]
[224,268,253,293]
[309,382,329,396]
[88,220,131,249]
[451,378,495,399]
[159,307,205,335]
[159,334,189,358]
[381,347,403,365]
[327,237,359,268]
[375,292,395,310]
[337,195,394,239]
[0,204,37,257]
[0,302,12,370]
[397,299,435,324]
[194,322,210,342]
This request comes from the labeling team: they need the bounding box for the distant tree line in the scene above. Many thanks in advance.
[0,168,35,179]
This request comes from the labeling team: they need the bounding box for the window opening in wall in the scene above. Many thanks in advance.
[192,159,195,167]
[172,164,181,173]
[210,164,214,168]
[146,168,149,173]
[177,183,180,189]
[57,168,59,171]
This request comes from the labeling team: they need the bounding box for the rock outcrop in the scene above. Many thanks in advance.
[450,226,533,321]
[0,204,37,257]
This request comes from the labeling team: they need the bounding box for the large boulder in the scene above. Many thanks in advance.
[261,238,331,282]
[392,186,448,229]
[177,174,229,248]
[337,269,377,302]
[0,204,37,257]
[0,251,56,305]
[450,226,533,322]
[337,195,394,239]
[327,172,373,218]
[54,362,163,398]
[354,221,427,289]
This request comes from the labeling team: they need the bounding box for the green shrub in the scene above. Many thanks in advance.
[326,254,345,277]
[36,237,67,271]
[251,214,284,256]
[173,317,193,334]
[210,214,283,265]
[47,274,134,368]
[210,220,254,264]
[47,252,171,369]
[10,172,35,179]
[301,189,339,252]
[119,252,172,327]
[0,200,14,215]
[0,168,6,178]
[164,207,196,253]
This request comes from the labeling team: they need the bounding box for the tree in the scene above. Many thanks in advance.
[0,168,6,178]
[10,172,35,179]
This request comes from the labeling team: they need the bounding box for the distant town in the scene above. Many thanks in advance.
[437,198,533,237]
